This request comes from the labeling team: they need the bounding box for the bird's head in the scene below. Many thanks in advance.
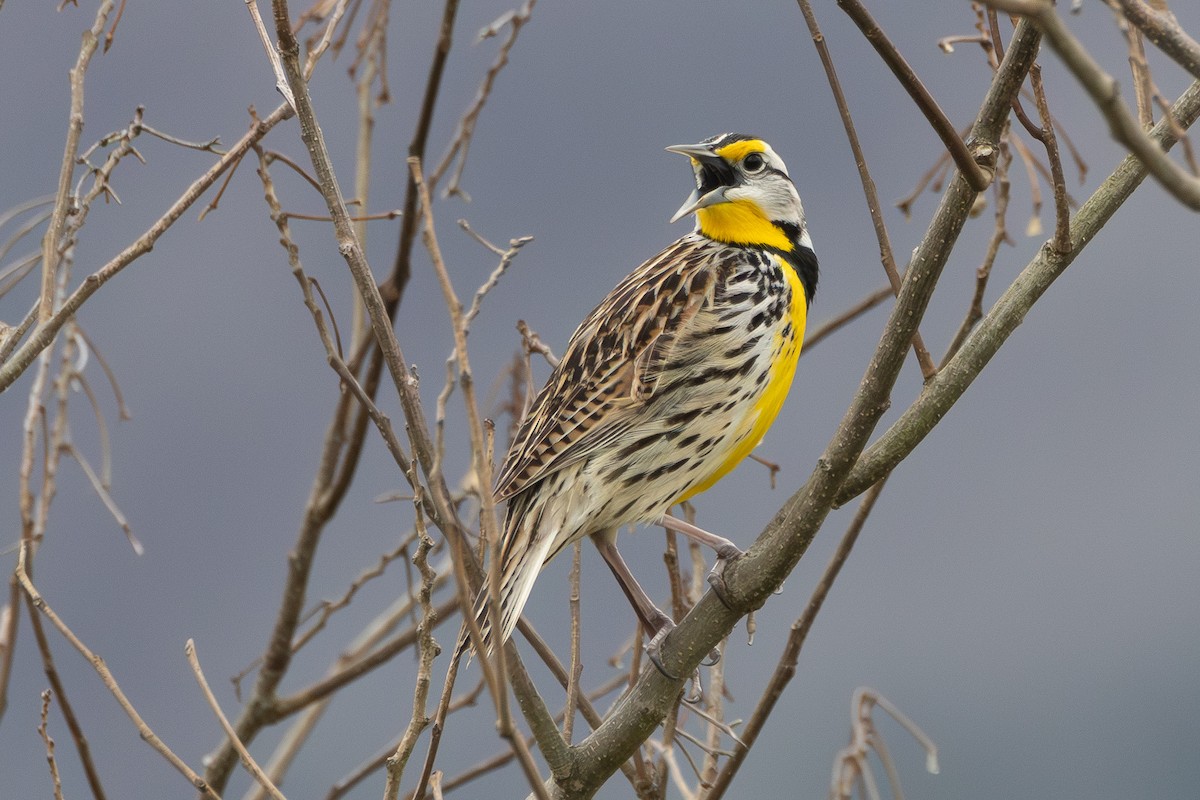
[667,133,809,253]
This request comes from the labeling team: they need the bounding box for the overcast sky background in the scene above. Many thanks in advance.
[2,2,1199,799]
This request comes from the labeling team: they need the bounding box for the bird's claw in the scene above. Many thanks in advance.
[646,622,719,692]
[684,668,704,703]
[646,622,681,681]
[706,548,742,610]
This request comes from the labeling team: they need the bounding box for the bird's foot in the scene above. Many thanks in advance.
[645,621,719,683]
[646,621,680,680]
[706,544,744,610]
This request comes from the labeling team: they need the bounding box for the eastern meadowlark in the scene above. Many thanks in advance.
[468,133,818,667]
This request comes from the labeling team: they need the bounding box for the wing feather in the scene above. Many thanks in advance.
[494,235,721,502]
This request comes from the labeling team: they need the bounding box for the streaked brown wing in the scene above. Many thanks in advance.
[493,236,720,502]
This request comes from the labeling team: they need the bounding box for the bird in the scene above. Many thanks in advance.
[462,133,818,670]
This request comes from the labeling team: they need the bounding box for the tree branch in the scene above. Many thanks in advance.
[984,0,1200,208]
[798,0,937,379]
[0,104,292,393]
[1114,0,1200,81]
[835,77,1200,505]
[835,0,992,192]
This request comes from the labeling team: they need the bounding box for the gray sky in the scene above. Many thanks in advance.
[2,2,1198,798]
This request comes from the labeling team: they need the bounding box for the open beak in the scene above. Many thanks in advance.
[668,186,728,224]
[666,142,735,223]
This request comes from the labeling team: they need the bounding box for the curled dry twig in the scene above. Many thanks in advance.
[829,688,939,800]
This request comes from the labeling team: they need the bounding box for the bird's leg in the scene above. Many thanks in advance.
[657,512,742,609]
[591,531,682,680]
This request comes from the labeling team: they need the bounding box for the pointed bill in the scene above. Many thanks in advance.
[667,141,735,223]
[669,188,702,223]
[665,142,716,160]
[669,186,728,223]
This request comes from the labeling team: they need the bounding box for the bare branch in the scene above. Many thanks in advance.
[0,104,293,392]
[65,443,143,555]
[836,76,1200,505]
[834,0,992,192]
[797,0,937,379]
[984,0,1200,208]
[245,0,296,109]
[37,690,66,800]
[383,525,442,800]
[829,689,939,800]
[16,545,217,797]
[40,1,116,323]
[562,541,583,744]
[186,639,287,800]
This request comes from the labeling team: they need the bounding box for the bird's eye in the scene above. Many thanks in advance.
[742,153,766,173]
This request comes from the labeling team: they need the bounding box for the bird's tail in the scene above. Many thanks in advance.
[452,507,557,666]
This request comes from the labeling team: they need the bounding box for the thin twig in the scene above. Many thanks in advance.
[38,690,66,800]
[302,0,351,80]
[836,76,1200,506]
[984,0,1200,208]
[186,639,287,800]
[245,0,296,109]
[138,122,223,153]
[16,545,217,796]
[383,520,442,800]
[73,324,130,420]
[562,540,583,744]
[834,0,991,192]
[802,286,893,351]
[282,208,402,222]
[895,150,952,218]
[65,443,143,554]
[102,0,126,52]
[24,577,109,800]
[40,1,115,322]
[1028,64,1071,252]
[798,0,937,379]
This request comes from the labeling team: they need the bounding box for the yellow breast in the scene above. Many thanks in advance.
[676,260,808,501]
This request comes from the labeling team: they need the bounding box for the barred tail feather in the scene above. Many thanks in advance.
[453,507,559,664]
